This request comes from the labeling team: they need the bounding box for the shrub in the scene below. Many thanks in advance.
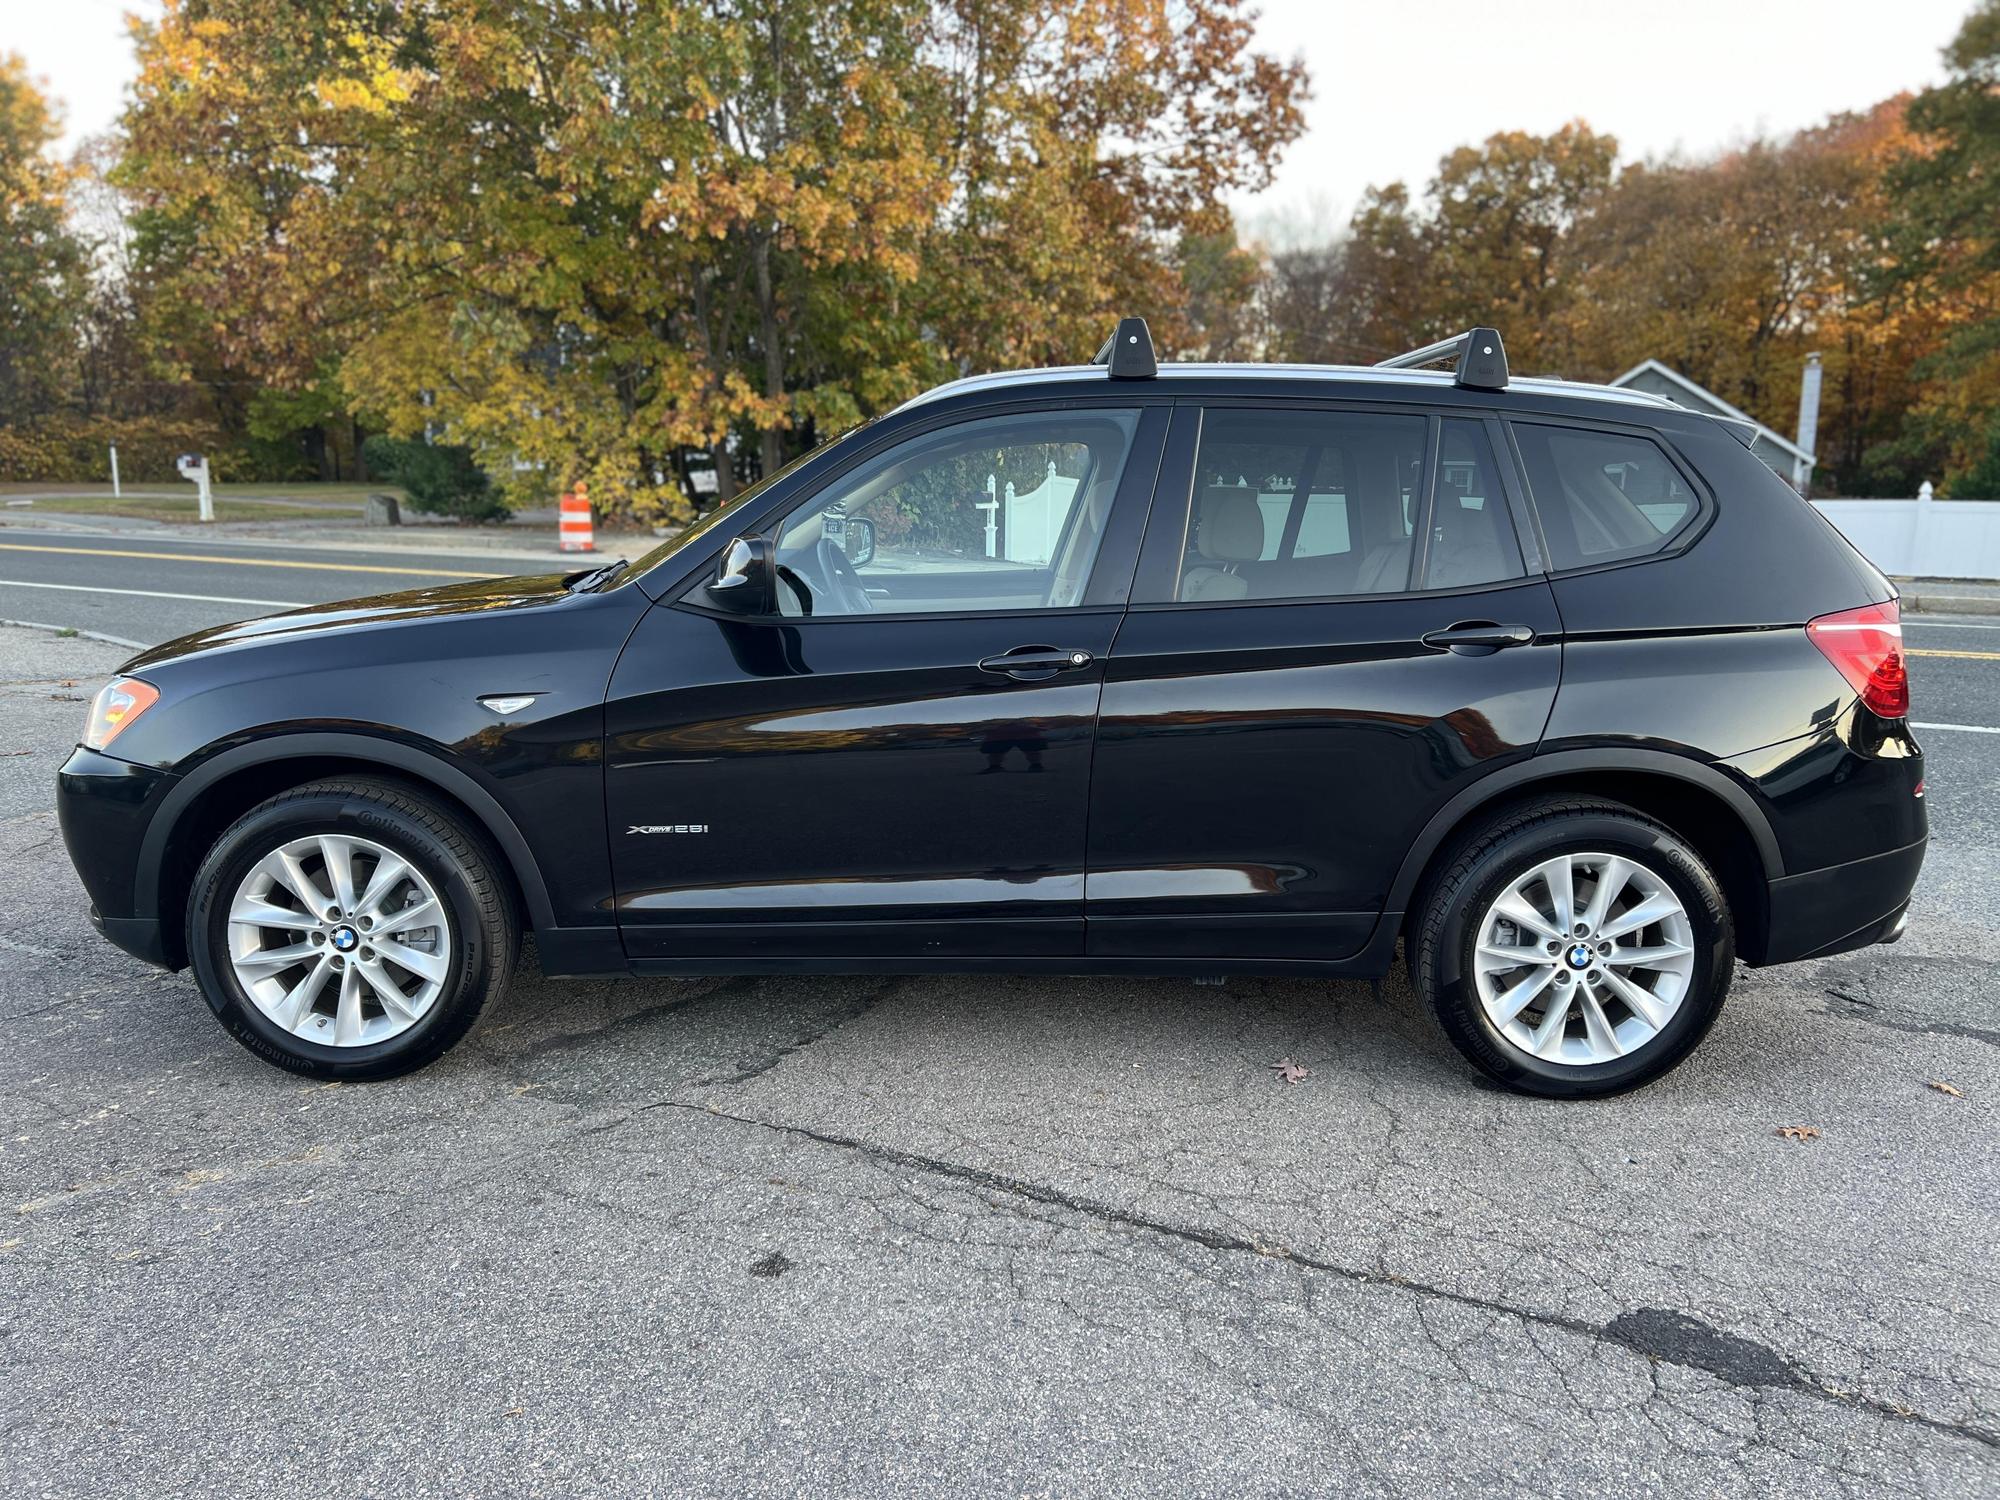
[0,414,253,483]
[1947,413,2000,499]
[359,435,506,521]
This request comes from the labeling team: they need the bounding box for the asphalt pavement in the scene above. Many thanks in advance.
[0,529,1996,1497]
[0,526,554,646]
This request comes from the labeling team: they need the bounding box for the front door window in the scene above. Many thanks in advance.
[764,410,1140,616]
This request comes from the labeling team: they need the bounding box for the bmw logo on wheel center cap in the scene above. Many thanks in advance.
[1565,942,1594,969]
[330,925,360,953]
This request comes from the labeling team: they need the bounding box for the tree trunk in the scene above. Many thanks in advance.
[352,415,369,482]
[305,425,330,481]
[754,233,786,480]
[709,440,736,504]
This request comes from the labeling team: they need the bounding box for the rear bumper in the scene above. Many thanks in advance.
[88,907,178,969]
[1758,835,1926,966]
[58,747,183,970]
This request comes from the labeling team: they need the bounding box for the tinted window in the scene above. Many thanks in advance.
[759,410,1137,616]
[1172,410,1425,603]
[1426,420,1526,589]
[1513,424,1698,572]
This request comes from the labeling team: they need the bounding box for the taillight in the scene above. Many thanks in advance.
[1807,601,1908,718]
[83,677,160,751]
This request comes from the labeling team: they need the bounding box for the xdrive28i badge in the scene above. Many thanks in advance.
[627,824,709,835]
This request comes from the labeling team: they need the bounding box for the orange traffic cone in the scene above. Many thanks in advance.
[558,482,594,553]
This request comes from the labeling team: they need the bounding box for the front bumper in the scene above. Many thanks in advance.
[57,746,183,970]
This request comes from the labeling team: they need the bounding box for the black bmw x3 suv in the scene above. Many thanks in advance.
[57,322,1924,1097]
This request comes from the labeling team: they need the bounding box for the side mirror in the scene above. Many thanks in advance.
[842,516,876,567]
[706,534,776,615]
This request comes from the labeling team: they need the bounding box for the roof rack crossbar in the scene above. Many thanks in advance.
[1092,316,1158,380]
[1375,327,1508,391]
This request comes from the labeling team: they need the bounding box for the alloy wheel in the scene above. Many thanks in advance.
[1471,851,1695,1066]
[225,833,452,1047]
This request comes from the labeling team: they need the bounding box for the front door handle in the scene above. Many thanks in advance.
[978,645,1096,680]
[1421,621,1535,654]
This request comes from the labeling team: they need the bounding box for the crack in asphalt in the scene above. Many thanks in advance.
[643,1098,2000,1454]
[691,977,899,1087]
[1822,988,2000,1049]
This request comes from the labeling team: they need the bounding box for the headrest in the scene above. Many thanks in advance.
[1197,487,1266,563]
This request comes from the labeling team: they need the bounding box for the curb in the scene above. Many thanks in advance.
[0,617,146,651]
[1901,593,2000,618]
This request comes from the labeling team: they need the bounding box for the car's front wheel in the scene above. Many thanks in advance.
[186,778,518,1080]
[1414,796,1735,1098]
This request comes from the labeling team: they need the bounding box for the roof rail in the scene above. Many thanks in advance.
[1375,327,1508,391]
[1092,316,1158,380]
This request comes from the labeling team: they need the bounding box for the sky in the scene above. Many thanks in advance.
[6,0,1977,239]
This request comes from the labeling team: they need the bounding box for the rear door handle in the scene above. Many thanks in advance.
[978,646,1096,680]
[1420,621,1536,654]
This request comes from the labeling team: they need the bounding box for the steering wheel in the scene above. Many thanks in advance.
[815,536,874,614]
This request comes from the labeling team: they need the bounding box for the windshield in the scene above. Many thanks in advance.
[628,421,875,582]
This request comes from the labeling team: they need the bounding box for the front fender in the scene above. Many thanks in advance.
[138,731,559,930]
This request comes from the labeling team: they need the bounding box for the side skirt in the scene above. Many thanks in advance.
[538,913,1409,982]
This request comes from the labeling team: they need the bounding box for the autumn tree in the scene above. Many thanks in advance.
[1258,105,1978,495]
[1565,101,1933,491]
[117,0,1307,522]
[0,54,88,419]
[1266,124,1616,373]
[920,0,1306,370]
[1261,184,1431,365]
[1418,123,1618,374]
[1875,0,2000,492]
[118,0,950,514]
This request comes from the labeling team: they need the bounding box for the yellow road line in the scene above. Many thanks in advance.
[0,541,492,579]
[1908,647,2000,661]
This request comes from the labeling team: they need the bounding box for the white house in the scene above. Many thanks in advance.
[1610,360,1815,493]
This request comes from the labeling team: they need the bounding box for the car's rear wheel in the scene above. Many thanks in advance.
[1413,796,1734,1098]
[186,778,517,1080]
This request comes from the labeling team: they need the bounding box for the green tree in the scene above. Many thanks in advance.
[361,434,504,521]
[0,54,89,418]
[1173,224,1264,360]
[1876,0,2000,490]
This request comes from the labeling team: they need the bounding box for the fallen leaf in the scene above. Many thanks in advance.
[1776,1125,1821,1142]
[1928,1081,1964,1098]
[57,679,76,687]
[501,1407,524,1418]
[1270,1056,1310,1085]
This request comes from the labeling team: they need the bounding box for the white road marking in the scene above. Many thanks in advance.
[0,578,300,608]
[1906,619,2000,630]
[0,617,145,648]
[1911,721,2000,735]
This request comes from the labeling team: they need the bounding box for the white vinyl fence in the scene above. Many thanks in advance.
[985,462,1081,566]
[1812,487,2000,581]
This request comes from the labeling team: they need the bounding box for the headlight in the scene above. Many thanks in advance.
[83,677,160,751]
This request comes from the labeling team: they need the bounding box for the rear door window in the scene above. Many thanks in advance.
[1425,420,1527,589]
[1512,424,1700,572]
[1167,409,1427,602]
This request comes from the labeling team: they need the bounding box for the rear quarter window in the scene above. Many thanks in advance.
[1512,423,1701,572]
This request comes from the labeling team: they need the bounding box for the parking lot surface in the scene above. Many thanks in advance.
[1,620,1995,1498]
